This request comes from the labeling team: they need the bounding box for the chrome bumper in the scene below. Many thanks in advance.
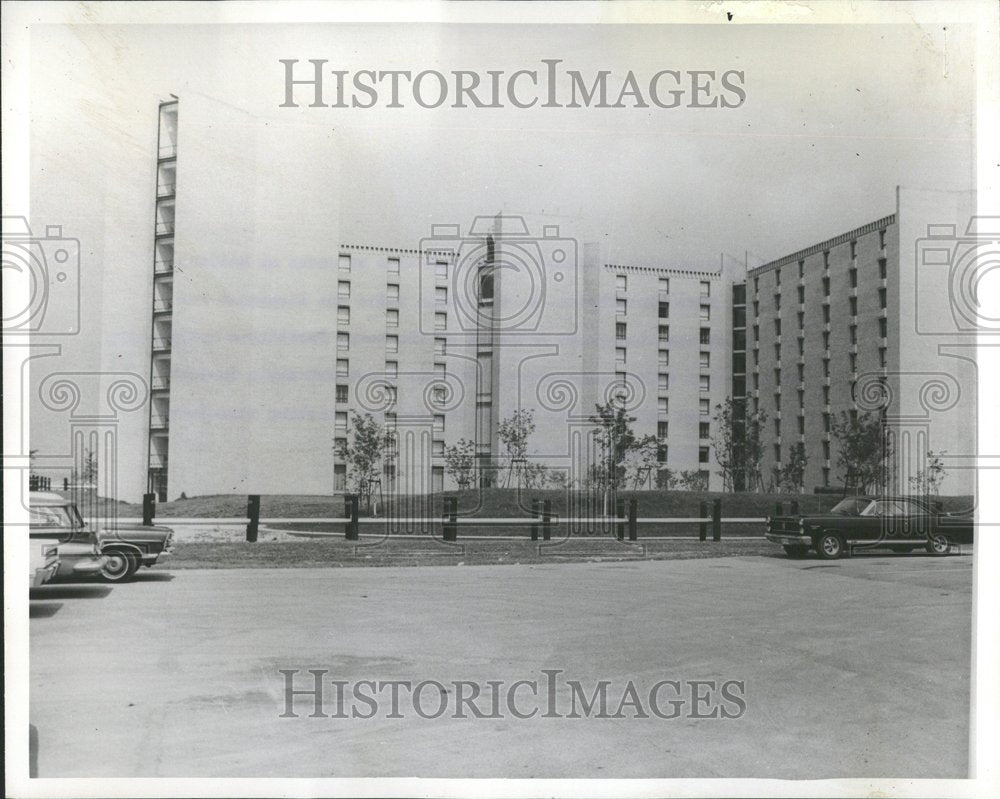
[765,533,812,546]
[32,564,60,588]
[55,556,108,577]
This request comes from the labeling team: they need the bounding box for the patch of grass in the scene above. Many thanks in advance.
[159,537,775,570]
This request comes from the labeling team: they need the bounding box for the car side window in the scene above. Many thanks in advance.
[29,507,68,527]
[873,500,905,516]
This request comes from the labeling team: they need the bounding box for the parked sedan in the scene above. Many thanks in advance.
[766,496,974,559]
[29,492,107,579]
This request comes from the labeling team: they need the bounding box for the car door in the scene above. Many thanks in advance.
[851,499,882,543]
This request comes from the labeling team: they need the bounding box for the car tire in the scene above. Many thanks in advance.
[783,545,810,558]
[890,545,915,553]
[926,534,952,556]
[101,550,140,582]
[816,532,846,560]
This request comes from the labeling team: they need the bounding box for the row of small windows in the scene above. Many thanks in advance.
[752,316,888,345]
[750,234,888,294]
[615,299,712,321]
[338,254,449,278]
[616,275,711,296]
[753,278,888,316]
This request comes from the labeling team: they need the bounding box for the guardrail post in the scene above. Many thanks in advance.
[542,499,552,541]
[443,497,458,542]
[615,498,625,541]
[699,501,708,542]
[344,494,359,540]
[246,494,260,542]
[142,493,156,527]
[531,499,540,541]
[628,498,638,542]
[712,498,722,542]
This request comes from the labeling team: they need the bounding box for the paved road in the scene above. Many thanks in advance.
[29,553,972,778]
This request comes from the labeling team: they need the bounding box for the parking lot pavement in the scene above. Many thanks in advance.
[29,553,972,779]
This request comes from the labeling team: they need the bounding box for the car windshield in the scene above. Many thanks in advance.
[29,505,82,529]
[829,498,874,516]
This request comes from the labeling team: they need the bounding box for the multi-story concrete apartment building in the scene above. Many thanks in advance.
[143,96,975,500]
[744,186,977,496]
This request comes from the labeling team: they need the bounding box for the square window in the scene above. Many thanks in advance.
[616,298,627,315]
[658,373,669,392]
[434,337,446,355]
[337,306,350,325]
[335,384,348,403]
[338,280,351,299]
[434,362,446,377]
[334,436,347,455]
[850,325,857,345]
[616,274,627,291]
[435,261,448,281]
[336,358,349,377]
[849,268,858,288]
[337,332,350,350]
[615,371,627,385]
[386,361,398,377]
[658,349,669,366]
[879,258,888,279]
[774,268,782,286]
[657,421,669,438]
[386,335,398,353]
[658,325,669,342]
[388,256,400,274]
[658,397,668,415]
[797,286,805,304]
[700,352,710,368]
[335,411,348,430]
[850,241,857,260]
[774,319,782,336]
[432,440,445,457]
[823,306,830,324]
[700,280,711,297]
[699,398,710,416]
[700,304,710,321]
[658,301,669,319]
[434,312,447,331]
[849,297,858,317]
[797,311,804,330]
[879,230,887,249]
[433,414,445,433]
[387,283,400,301]
[699,446,710,464]
[798,260,805,279]
[879,287,887,309]
[615,347,626,363]
[334,464,347,491]
[616,322,627,340]
[774,293,781,310]
[699,421,710,439]
[436,287,448,305]
[822,277,830,296]
[700,328,710,346]
[879,347,887,368]
[658,277,669,294]
[338,254,351,272]
[385,412,397,428]
[386,309,399,327]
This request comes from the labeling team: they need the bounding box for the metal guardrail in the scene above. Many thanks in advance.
[129,493,771,544]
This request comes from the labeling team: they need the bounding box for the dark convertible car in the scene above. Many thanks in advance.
[766,496,974,559]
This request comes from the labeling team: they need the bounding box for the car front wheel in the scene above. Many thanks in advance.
[816,532,846,560]
[926,534,952,556]
[101,550,140,582]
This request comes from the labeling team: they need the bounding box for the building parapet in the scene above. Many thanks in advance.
[748,213,896,277]
[603,263,724,279]
[339,243,455,257]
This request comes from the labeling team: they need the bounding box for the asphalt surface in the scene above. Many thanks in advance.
[29,553,972,778]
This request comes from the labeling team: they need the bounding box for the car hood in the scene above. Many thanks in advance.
[100,524,173,541]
